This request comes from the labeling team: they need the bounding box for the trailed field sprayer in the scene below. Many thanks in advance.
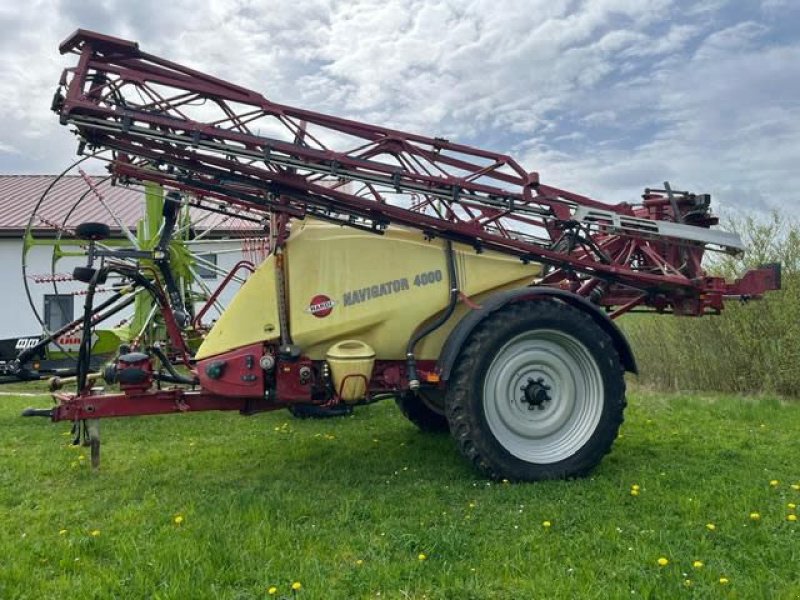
[20,30,780,480]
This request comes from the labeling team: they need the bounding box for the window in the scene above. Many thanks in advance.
[44,294,74,331]
[194,253,218,279]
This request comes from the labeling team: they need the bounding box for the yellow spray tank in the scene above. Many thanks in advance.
[196,218,540,361]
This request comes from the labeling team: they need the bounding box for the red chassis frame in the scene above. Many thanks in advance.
[50,359,437,421]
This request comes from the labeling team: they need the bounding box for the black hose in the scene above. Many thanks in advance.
[76,268,102,392]
[154,193,190,327]
[154,373,197,386]
[148,344,198,385]
[406,241,459,389]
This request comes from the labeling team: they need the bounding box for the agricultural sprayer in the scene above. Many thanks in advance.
[17,30,780,480]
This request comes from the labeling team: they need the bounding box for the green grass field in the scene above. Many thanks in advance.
[1,387,799,599]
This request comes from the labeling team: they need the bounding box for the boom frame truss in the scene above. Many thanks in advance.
[52,29,778,316]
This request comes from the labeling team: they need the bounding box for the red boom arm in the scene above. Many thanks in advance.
[52,29,779,316]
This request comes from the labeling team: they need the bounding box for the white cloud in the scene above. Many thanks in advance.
[693,21,769,60]
[0,141,19,154]
[519,36,800,213]
[0,0,797,218]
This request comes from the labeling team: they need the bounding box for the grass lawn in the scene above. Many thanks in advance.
[1,386,799,599]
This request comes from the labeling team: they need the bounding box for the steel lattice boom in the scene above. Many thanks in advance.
[52,30,778,317]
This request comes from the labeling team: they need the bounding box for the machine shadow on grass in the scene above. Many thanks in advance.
[95,408,478,487]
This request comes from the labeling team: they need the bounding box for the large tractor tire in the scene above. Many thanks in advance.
[445,299,626,481]
[396,390,450,433]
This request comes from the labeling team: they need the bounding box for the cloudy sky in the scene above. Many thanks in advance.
[0,0,798,215]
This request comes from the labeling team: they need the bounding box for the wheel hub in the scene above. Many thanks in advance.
[482,329,604,464]
[520,377,552,410]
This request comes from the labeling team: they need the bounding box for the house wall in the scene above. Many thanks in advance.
[0,237,257,339]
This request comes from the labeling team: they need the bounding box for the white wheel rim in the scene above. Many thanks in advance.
[482,329,604,464]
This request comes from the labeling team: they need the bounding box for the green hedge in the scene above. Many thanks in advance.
[620,212,800,397]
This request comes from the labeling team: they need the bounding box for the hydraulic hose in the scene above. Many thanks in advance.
[76,268,103,392]
[149,344,198,386]
[406,240,459,389]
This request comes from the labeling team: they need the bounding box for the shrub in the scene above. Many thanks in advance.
[621,211,800,397]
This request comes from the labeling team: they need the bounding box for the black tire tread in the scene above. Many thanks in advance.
[445,299,627,481]
[395,392,450,433]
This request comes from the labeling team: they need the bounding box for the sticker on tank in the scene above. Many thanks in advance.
[341,269,444,307]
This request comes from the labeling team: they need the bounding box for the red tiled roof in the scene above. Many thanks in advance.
[0,175,259,237]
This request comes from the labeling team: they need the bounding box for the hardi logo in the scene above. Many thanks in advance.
[305,294,336,318]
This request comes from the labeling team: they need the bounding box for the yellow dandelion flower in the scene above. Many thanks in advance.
[791,483,800,491]
[706,523,716,531]
[631,484,640,492]
[291,581,302,591]
[542,520,552,528]
[356,559,364,566]
[749,512,761,521]
[788,503,797,510]
[630,489,639,497]
[468,502,476,509]
[657,557,669,567]
[770,479,779,487]
[90,530,100,537]
[684,579,692,587]
[788,514,798,522]
[692,560,704,569]
[77,455,85,461]
[268,586,278,595]
[58,529,68,535]
[418,553,427,561]
[174,515,184,525]
[719,577,729,585]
